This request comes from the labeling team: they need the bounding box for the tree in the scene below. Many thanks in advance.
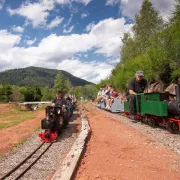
[120,33,139,63]
[0,84,12,102]
[133,0,163,52]
[72,86,83,99]
[53,72,72,95]
[33,85,42,101]
[170,0,180,25]
[41,87,54,101]
[9,86,24,102]
[19,86,41,102]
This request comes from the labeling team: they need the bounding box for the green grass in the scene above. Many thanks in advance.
[13,139,27,148]
[0,153,5,159]
[81,100,89,105]
[10,138,28,152]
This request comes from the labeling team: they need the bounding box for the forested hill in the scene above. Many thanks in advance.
[0,66,93,87]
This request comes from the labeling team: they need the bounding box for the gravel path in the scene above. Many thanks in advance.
[95,106,180,155]
[0,111,80,180]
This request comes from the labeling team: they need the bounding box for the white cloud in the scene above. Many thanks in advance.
[25,37,37,46]
[109,58,120,64]
[90,18,132,56]
[81,13,88,18]
[0,0,5,9]
[86,22,95,32]
[106,0,120,6]
[63,25,74,34]
[106,0,175,21]
[47,16,64,29]
[7,0,55,28]
[64,14,73,28]
[57,58,113,83]
[56,0,92,6]
[0,18,131,82]
[7,0,92,28]
[0,30,21,51]
[12,26,24,33]
[56,0,70,4]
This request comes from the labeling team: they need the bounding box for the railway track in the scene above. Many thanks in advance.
[0,142,53,180]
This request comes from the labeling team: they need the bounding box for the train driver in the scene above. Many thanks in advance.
[52,91,66,107]
[126,71,148,120]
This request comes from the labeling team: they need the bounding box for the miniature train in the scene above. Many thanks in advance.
[39,100,76,142]
[98,85,180,133]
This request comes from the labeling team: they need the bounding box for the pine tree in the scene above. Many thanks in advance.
[53,72,72,95]
[170,0,180,25]
[41,87,54,101]
[120,33,139,63]
[133,0,163,52]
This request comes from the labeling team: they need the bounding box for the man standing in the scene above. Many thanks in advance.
[126,71,147,120]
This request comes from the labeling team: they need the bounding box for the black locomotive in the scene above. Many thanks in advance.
[38,103,73,142]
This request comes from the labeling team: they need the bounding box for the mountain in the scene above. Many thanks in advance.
[0,66,93,87]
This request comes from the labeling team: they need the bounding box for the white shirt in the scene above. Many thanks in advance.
[97,91,102,96]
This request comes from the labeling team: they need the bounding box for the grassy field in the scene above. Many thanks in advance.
[0,104,44,130]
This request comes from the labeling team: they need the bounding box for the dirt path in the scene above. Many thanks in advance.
[74,105,180,180]
[0,110,44,154]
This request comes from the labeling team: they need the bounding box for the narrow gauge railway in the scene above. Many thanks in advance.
[0,142,53,180]
[0,95,76,180]
[96,85,180,134]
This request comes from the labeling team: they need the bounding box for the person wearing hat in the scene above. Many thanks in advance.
[126,71,148,120]
[52,91,66,107]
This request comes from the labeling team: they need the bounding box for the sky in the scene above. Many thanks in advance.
[0,0,176,83]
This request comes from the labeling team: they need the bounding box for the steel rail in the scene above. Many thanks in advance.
[15,143,53,180]
[0,142,49,180]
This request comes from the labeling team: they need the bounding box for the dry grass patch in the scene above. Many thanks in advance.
[0,104,44,130]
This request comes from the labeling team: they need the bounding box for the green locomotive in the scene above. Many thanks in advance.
[124,85,180,133]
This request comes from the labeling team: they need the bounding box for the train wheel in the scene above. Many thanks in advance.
[140,116,145,124]
[171,122,179,134]
[150,118,157,128]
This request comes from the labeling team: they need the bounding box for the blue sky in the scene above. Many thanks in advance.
[0,0,175,83]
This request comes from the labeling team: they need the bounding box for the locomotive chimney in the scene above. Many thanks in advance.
[175,85,180,102]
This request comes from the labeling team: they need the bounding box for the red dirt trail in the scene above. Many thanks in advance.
[74,105,180,180]
[0,107,44,154]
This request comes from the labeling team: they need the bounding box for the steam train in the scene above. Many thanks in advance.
[98,85,180,133]
[39,101,76,142]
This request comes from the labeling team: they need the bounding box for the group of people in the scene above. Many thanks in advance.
[97,85,120,109]
[52,91,77,107]
[97,70,151,120]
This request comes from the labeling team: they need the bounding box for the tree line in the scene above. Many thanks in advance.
[0,72,98,103]
[98,0,180,92]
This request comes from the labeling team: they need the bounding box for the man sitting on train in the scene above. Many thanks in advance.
[52,91,66,108]
[126,71,148,120]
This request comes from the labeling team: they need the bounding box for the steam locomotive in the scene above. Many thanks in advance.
[39,101,75,142]
[124,85,180,133]
[98,85,180,133]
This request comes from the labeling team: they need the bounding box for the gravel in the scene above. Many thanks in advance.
[96,107,180,155]
[0,111,80,180]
